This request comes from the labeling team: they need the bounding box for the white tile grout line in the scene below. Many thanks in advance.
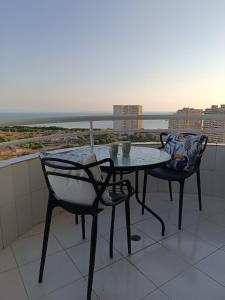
[182,224,225,249]
[9,244,31,300]
[193,254,225,289]
[124,242,193,290]
[34,278,101,300]
[157,237,220,267]
[20,249,85,300]
[138,288,173,300]
[10,232,63,267]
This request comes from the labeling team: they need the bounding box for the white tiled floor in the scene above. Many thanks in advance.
[1,192,225,299]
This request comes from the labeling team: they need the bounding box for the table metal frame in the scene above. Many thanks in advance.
[102,156,170,236]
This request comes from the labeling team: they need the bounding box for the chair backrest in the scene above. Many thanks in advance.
[160,132,208,171]
[40,154,114,207]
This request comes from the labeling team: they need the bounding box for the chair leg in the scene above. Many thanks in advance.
[38,201,53,283]
[196,170,202,211]
[142,170,148,215]
[110,206,115,258]
[120,171,123,193]
[178,180,184,230]
[81,215,86,240]
[87,212,98,300]
[75,214,79,224]
[125,198,131,255]
[168,181,173,201]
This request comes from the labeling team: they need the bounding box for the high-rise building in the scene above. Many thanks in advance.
[169,107,203,132]
[113,105,143,131]
[203,105,225,143]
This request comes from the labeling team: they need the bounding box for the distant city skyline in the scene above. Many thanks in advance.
[168,104,225,143]
[1,1,225,113]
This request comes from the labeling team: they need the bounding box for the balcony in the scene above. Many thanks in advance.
[0,115,225,299]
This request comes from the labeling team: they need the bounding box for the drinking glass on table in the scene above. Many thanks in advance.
[122,141,131,155]
[109,142,119,157]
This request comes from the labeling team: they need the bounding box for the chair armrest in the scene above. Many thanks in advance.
[160,132,168,148]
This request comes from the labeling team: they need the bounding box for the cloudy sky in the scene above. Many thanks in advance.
[1,0,225,113]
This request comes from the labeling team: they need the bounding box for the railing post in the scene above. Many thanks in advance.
[89,121,94,147]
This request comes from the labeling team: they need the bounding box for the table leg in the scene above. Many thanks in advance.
[112,172,116,192]
[135,170,165,236]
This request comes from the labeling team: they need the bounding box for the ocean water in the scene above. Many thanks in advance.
[41,119,169,130]
[0,112,170,130]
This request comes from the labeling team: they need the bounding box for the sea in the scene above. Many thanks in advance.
[0,112,171,130]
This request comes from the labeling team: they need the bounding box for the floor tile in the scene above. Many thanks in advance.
[201,199,225,218]
[134,217,178,242]
[2,192,225,300]
[205,195,225,211]
[128,197,155,223]
[12,233,62,266]
[67,236,121,276]
[129,243,190,286]
[141,289,170,300]
[38,278,99,300]
[0,268,28,300]
[160,231,217,264]
[186,219,225,247]
[142,195,175,215]
[208,211,225,228]
[160,208,205,229]
[0,246,17,273]
[86,207,126,236]
[20,251,82,300]
[104,225,155,257]
[196,249,225,286]
[93,259,156,300]
[51,220,92,249]
[50,212,75,229]
[19,223,44,240]
[161,267,225,300]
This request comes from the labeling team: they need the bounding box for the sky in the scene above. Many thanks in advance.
[1,0,225,113]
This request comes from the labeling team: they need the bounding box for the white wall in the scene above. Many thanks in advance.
[0,158,48,248]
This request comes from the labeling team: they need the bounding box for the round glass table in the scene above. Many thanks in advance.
[60,145,171,236]
[61,144,170,171]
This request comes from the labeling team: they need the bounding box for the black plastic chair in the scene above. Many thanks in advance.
[38,156,133,300]
[142,133,208,230]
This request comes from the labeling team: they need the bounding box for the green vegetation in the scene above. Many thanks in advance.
[0,125,159,161]
[94,135,117,145]
[121,134,158,143]
[0,136,9,142]
[19,142,44,149]
[0,126,102,133]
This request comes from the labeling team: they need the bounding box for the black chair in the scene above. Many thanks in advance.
[38,156,133,300]
[142,132,208,230]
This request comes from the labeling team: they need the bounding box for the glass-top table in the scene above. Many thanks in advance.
[59,144,170,171]
[56,145,171,236]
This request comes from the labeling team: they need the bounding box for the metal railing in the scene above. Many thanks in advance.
[1,113,225,148]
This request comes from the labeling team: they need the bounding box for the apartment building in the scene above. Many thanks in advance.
[113,105,143,131]
[203,105,225,143]
[169,107,203,132]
